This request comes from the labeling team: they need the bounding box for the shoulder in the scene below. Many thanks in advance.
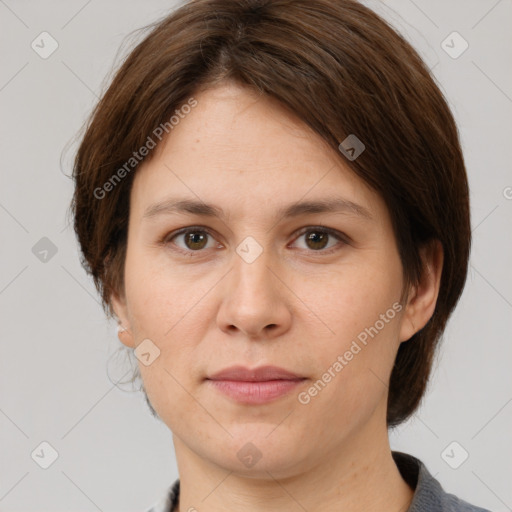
[437,490,494,512]
[392,451,493,512]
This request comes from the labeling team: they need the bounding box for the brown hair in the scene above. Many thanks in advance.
[69,0,471,428]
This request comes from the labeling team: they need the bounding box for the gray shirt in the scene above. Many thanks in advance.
[145,451,493,512]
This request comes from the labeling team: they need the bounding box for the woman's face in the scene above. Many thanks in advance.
[113,81,417,477]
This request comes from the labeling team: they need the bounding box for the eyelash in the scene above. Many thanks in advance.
[160,225,350,257]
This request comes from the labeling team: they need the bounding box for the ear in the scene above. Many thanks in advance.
[111,290,136,349]
[399,239,444,343]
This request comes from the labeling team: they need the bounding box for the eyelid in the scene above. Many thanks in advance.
[162,225,350,255]
[289,226,349,254]
[161,225,222,254]
[292,225,350,244]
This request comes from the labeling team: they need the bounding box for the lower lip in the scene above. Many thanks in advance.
[207,379,305,404]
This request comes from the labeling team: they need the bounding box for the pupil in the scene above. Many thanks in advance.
[307,231,328,250]
[187,232,206,249]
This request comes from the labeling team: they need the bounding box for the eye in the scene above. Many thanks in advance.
[164,227,220,254]
[290,226,348,254]
[162,225,348,256]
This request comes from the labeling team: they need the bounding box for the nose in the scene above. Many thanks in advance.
[216,245,292,340]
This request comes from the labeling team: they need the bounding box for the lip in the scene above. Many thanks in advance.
[207,365,303,381]
[206,365,306,404]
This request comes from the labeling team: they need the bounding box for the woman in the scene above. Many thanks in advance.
[70,1,492,511]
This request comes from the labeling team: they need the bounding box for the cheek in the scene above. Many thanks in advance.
[124,263,207,427]
[122,248,205,393]
[304,255,403,345]
[124,242,204,337]
[297,255,403,410]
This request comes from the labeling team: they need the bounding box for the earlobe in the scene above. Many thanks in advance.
[116,325,135,348]
[399,240,444,343]
[111,291,136,348]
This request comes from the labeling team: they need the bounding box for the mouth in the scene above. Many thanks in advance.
[205,365,307,404]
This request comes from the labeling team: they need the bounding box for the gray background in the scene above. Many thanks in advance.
[0,0,511,511]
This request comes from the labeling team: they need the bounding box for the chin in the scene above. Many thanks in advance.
[206,432,309,478]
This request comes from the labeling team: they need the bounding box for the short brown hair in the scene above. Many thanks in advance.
[69,0,471,428]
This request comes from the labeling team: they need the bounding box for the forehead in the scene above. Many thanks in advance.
[159,82,335,170]
[129,82,385,222]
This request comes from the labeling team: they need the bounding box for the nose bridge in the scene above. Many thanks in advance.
[232,235,276,298]
[216,234,291,338]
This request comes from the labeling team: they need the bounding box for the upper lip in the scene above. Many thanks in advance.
[207,365,304,382]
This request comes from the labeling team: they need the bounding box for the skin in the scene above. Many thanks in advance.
[112,81,443,512]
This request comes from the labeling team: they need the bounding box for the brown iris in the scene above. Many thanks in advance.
[304,230,329,250]
[185,231,208,250]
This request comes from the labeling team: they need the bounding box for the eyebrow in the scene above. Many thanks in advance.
[142,196,373,222]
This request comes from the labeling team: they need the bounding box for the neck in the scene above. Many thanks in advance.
[172,417,414,512]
